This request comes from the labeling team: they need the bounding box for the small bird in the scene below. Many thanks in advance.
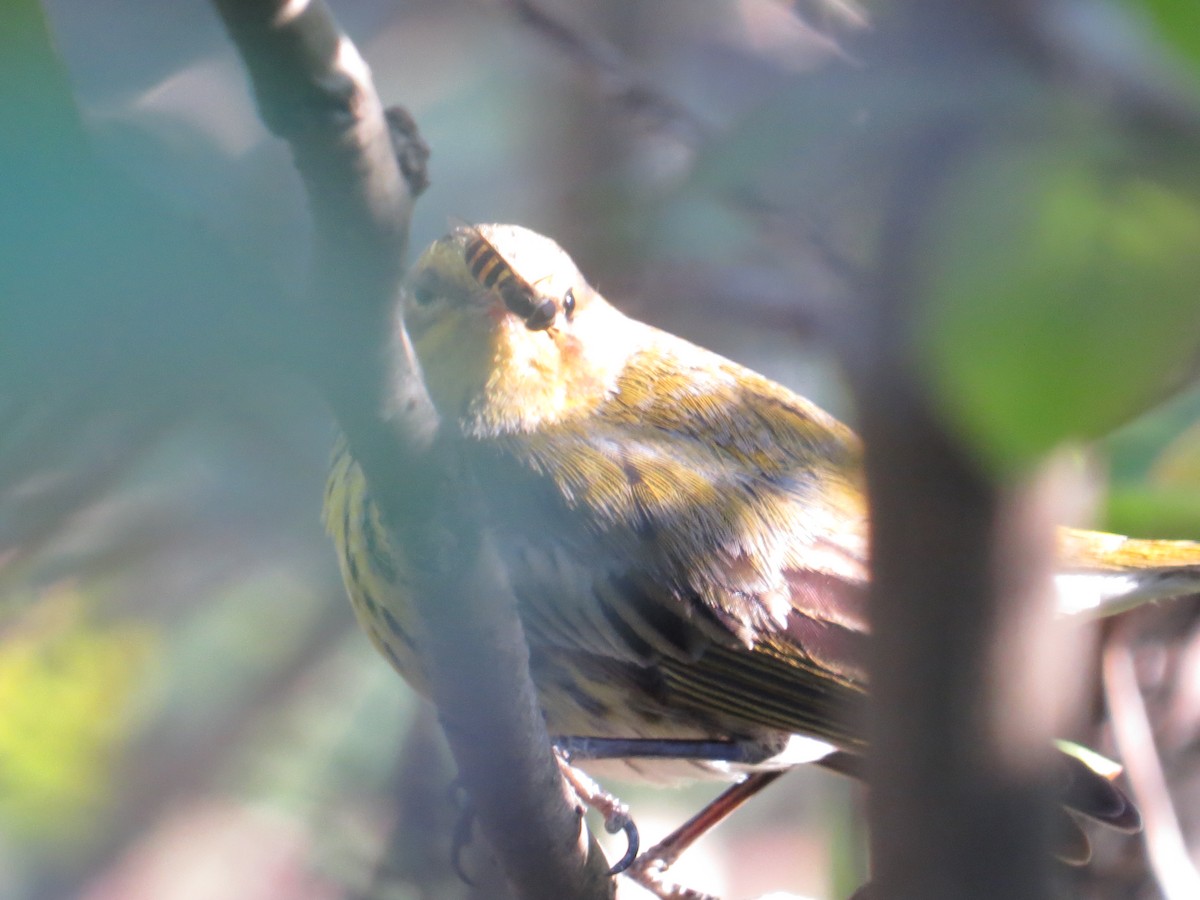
[324,222,1198,891]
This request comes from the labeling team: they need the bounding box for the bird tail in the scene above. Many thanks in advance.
[1053,740,1142,864]
[1056,527,1200,618]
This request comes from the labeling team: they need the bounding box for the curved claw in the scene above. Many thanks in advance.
[606,814,640,876]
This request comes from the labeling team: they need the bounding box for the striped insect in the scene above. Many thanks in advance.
[461,225,562,331]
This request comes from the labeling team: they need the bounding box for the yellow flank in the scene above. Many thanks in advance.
[324,222,1200,765]
[324,439,429,696]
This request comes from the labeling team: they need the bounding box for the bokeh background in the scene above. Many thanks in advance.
[4,1,1200,898]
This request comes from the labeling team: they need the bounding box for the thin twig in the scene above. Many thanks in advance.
[1103,621,1200,900]
[500,0,713,145]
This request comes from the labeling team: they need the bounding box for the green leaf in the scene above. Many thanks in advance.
[918,137,1200,471]
[1131,0,1200,78]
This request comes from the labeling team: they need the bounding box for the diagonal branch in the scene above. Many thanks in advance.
[210,1,612,897]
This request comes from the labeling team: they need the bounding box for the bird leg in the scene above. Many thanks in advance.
[554,737,791,899]
[552,746,641,874]
[623,771,784,899]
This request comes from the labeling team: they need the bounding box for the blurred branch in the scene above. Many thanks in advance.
[848,7,1065,898]
[857,394,1061,899]
[1103,621,1200,900]
[0,403,172,571]
[367,702,513,900]
[499,0,713,144]
[1026,1,1200,145]
[210,1,612,897]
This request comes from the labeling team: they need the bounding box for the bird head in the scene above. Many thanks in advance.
[404,224,637,435]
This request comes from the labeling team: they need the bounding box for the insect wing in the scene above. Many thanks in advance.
[460,226,541,322]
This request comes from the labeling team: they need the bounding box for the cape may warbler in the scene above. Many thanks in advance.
[325,223,1198,873]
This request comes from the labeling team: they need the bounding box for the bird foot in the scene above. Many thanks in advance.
[620,855,721,900]
[553,746,641,873]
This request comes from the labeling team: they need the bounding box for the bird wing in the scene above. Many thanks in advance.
[473,338,872,745]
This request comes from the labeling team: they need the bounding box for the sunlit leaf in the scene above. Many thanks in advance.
[0,591,157,842]
[919,137,1200,471]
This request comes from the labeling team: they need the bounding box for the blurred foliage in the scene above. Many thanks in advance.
[0,590,155,842]
[1102,383,1200,538]
[1131,0,1200,75]
[920,134,1200,471]
[4,0,1200,899]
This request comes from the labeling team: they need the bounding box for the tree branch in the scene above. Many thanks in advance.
[211,1,612,897]
[845,7,1065,897]
[501,0,712,145]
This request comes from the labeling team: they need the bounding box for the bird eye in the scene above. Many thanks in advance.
[563,288,576,320]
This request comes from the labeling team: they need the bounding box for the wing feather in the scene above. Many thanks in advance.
[471,335,872,744]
